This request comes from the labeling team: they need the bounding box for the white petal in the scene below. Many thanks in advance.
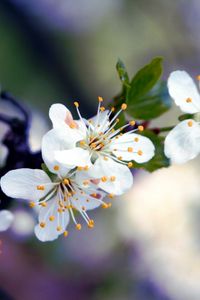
[0,210,14,231]
[164,119,200,164]
[71,188,105,211]
[110,133,155,163]
[88,110,110,133]
[89,157,133,195]
[0,169,54,201]
[42,128,82,175]
[49,103,74,128]
[55,148,91,168]
[35,195,70,242]
[168,71,200,113]
[0,144,8,167]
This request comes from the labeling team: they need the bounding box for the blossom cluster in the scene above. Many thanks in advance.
[0,99,155,241]
[1,68,200,242]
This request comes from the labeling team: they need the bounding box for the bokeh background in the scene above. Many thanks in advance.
[0,0,200,299]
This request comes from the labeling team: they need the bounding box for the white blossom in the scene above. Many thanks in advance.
[0,210,14,231]
[165,71,200,164]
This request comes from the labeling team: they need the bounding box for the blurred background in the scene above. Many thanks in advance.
[0,0,200,299]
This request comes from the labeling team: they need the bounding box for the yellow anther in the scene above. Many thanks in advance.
[121,103,127,110]
[68,192,72,197]
[117,156,122,160]
[90,142,96,149]
[57,226,62,232]
[77,166,83,171]
[63,231,69,237]
[101,203,109,209]
[188,120,193,127]
[40,202,47,207]
[76,223,82,230]
[197,75,200,81]
[104,156,108,161]
[83,180,90,186]
[116,118,120,123]
[57,208,63,213]
[101,176,108,182]
[88,220,94,229]
[108,193,115,199]
[110,176,116,182]
[40,222,46,228]
[63,179,69,185]
[138,125,144,131]
[53,165,60,171]
[69,121,77,129]
[86,199,90,202]
[84,165,89,171]
[100,106,105,112]
[134,137,139,142]
[74,101,79,107]
[37,185,45,191]
[129,120,136,126]
[137,150,143,156]
[91,193,97,198]
[111,107,115,112]
[128,162,133,168]
[98,96,103,102]
[186,97,192,103]
[82,206,86,211]
[128,147,133,152]
[49,216,55,221]
[107,203,112,208]
[80,140,86,146]
[29,201,35,208]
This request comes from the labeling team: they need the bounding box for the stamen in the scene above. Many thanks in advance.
[186,97,192,103]
[98,96,103,102]
[63,231,69,237]
[53,165,60,171]
[110,176,116,182]
[128,162,133,168]
[128,147,133,152]
[40,202,47,207]
[101,176,108,182]
[29,201,35,208]
[76,223,82,230]
[188,120,193,127]
[49,216,55,221]
[88,219,94,229]
[40,222,46,228]
[137,150,143,156]
[37,185,45,191]
[134,137,139,142]
[197,75,200,81]
[63,179,69,185]
[121,103,127,110]
[138,125,144,131]
[108,193,115,199]
[74,101,79,107]
[129,120,136,126]
[57,226,62,232]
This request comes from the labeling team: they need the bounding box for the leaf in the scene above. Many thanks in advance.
[127,81,172,120]
[132,130,170,172]
[128,57,163,101]
[116,59,130,88]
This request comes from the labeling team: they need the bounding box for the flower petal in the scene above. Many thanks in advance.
[71,188,104,211]
[42,128,83,175]
[55,148,91,168]
[109,133,155,163]
[49,103,75,128]
[35,194,70,242]
[164,119,200,164]
[88,110,110,133]
[0,210,14,231]
[0,169,54,201]
[88,157,133,195]
[168,71,200,113]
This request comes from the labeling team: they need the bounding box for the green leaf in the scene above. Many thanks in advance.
[127,81,172,120]
[133,130,170,172]
[128,57,163,101]
[116,59,130,88]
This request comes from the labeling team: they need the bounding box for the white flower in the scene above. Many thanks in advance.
[0,166,106,242]
[0,210,14,231]
[165,70,200,164]
[46,100,155,196]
